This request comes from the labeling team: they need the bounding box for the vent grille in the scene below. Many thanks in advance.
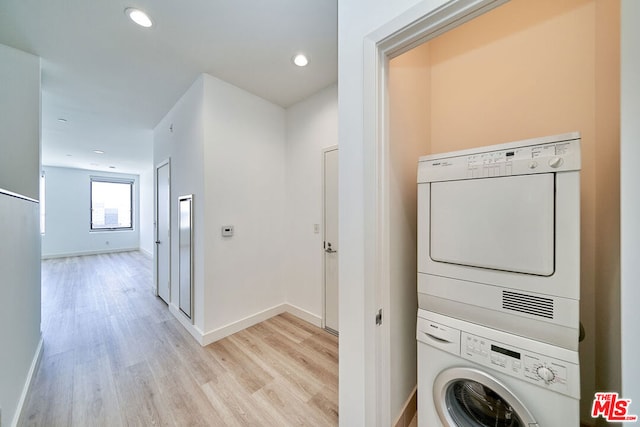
[502,291,554,319]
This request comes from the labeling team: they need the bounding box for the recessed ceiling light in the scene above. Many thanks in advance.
[292,54,309,67]
[93,150,105,154]
[125,7,153,28]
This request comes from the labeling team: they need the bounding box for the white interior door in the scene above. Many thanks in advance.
[324,148,339,333]
[156,161,170,303]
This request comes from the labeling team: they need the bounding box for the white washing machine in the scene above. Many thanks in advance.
[417,309,580,426]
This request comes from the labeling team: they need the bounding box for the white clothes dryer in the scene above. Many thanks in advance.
[417,133,582,350]
[417,309,580,427]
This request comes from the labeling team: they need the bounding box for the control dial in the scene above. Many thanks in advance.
[548,157,564,168]
[536,366,555,383]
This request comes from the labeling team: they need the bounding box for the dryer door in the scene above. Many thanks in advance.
[429,173,555,276]
[433,367,538,427]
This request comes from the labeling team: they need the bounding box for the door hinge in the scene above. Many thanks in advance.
[375,309,383,326]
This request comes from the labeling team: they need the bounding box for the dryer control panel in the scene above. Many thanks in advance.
[461,332,579,398]
[417,132,581,183]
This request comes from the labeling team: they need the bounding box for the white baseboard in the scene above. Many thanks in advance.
[200,304,289,346]
[168,304,206,345]
[41,247,139,259]
[13,335,43,427]
[171,303,323,347]
[283,303,323,328]
[139,248,153,259]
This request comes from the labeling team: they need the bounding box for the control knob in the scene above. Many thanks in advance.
[537,366,555,384]
[548,157,564,168]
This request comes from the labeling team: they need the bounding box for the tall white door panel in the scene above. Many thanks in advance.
[156,162,170,303]
[324,148,339,334]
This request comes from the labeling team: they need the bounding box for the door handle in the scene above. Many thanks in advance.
[155,240,161,244]
[325,248,337,253]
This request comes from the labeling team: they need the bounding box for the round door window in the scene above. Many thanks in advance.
[434,367,537,427]
[445,379,523,426]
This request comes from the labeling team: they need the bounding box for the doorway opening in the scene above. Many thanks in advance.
[363,2,512,423]
[323,146,339,335]
[364,0,620,424]
[155,160,170,304]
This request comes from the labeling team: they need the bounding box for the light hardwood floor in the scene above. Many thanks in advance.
[20,251,338,426]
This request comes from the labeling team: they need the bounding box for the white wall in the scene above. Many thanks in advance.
[621,0,640,408]
[0,44,40,201]
[201,73,287,335]
[41,166,140,258]
[139,167,154,257]
[285,84,338,322]
[154,76,206,329]
[153,74,290,342]
[337,1,446,425]
[0,44,42,427]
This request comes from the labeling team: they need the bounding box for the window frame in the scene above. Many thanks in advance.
[89,177,134,232]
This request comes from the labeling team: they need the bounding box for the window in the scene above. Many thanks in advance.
[90,178,133,230]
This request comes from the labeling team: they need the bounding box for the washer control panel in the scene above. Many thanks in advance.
[461,332,577,397]
[418,133,581,183]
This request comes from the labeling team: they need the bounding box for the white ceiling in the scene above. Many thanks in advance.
[0,0,337,175]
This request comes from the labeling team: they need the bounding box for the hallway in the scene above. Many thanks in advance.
[20,251,338,426]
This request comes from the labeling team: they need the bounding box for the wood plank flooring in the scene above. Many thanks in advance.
[19,251,338,426]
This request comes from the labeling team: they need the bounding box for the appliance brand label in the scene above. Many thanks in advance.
[431,161,453,167]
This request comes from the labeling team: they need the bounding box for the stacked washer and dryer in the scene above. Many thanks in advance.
[416,133,582,426]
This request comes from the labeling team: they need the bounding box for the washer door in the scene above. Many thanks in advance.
[433,367,538,427]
